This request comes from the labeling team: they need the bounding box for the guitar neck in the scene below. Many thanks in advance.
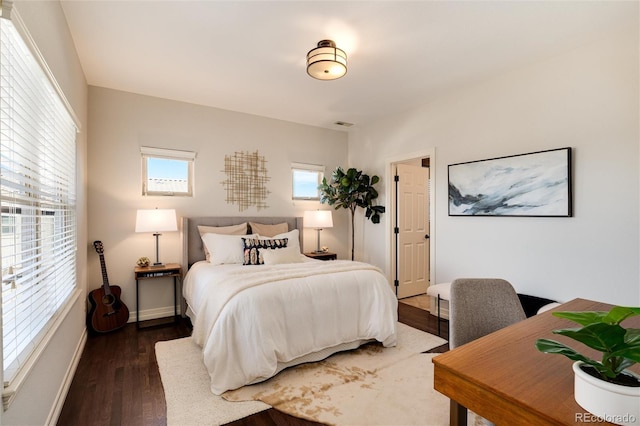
[98,254,112,295]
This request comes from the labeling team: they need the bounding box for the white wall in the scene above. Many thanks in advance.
[348,26,639,306]
[4,1,89,425]
[87,87,349,318]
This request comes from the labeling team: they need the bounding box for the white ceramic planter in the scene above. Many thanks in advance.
[573,362,640,425]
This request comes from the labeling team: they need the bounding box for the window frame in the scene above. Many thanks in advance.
[0,13,80,406]
[291,163,325,201]
[141,147,196,197]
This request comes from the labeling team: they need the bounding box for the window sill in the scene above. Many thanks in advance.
[2,288,82,410]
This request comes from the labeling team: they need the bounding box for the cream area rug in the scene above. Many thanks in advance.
[156,337,270,426]
[156,323,478,426]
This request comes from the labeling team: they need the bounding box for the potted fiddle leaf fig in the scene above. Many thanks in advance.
[319,167,385,261]
[535,306,640,423]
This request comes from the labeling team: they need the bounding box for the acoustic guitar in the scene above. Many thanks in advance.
[87,241,130,333]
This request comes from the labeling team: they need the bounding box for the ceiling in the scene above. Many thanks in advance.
[59,1,635,131]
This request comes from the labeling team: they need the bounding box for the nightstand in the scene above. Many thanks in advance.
[304,252,337,261]
[134,263,181,329]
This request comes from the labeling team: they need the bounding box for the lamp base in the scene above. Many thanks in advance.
[149,263,165,269]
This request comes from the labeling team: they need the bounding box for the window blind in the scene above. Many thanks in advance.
[0,18,77,385]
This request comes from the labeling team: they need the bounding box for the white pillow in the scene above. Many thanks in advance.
[262,245,306,265]
[267,229,301,254]
[197,223,247,261]
[202,232,257,265]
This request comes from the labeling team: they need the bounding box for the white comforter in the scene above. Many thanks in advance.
[183,259,398,394]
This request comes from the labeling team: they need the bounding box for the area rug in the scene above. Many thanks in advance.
[156,337,270,426]
[157,323,462,425]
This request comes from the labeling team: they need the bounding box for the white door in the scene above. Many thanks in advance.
[396,163,430,298]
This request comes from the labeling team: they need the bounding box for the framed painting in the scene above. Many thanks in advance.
[448,147,572,217]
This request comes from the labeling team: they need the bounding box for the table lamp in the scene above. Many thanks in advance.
[303,210,333,253]
[135,208,177,268]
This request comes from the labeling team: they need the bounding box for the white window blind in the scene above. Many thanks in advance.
[0,18,77,385]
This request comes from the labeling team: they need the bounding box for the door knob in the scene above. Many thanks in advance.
[425,234,430,239]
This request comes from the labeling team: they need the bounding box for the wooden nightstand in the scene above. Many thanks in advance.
[134,263,181,329]
[304,252,337,261]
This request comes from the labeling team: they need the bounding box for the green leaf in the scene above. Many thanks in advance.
[535,338,613,377]
[535,339,594,363]
[552,311,609,326]
[604,307,640,325]
[625,328,640,346]
[552,307,640,326]
[552,323,626,353]
[609,329,640,363]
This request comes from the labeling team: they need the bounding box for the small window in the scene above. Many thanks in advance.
[141,147,196,196]
[292,163,324,200]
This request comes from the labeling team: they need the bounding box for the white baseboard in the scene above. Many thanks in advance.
[46,327,87,425]
[132,305,182,322]
[44,304,180,424]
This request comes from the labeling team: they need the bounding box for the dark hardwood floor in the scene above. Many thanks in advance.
[58,302,448,426]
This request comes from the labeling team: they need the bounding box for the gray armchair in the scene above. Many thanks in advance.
[449,278,526,349]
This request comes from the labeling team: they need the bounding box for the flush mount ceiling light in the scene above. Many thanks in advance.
[306,40,347,80]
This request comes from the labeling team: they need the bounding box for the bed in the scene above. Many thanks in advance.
[180,216,398,395]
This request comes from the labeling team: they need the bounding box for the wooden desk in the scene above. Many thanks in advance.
[433,298,640,426]
[134,263,181,329]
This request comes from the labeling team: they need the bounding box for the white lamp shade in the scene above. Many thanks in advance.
[304,210,333,229]
[135,209,178,233]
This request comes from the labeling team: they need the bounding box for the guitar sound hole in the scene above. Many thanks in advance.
[102,294,115,306]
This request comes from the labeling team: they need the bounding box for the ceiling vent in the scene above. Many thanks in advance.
[334,121,354,128]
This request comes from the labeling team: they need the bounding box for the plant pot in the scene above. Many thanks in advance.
[573,361,640,425]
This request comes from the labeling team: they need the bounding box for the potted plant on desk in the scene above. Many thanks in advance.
[535,306,640,425]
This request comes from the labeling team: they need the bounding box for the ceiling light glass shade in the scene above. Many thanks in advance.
[306,40,347,80]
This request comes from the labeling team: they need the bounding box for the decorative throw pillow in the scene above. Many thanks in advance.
[249,222,288,237]
[243,237,288,265]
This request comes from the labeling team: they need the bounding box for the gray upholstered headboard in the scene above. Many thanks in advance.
[181,216,304,271]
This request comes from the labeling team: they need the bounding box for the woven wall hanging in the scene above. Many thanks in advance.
[221,150,270,211]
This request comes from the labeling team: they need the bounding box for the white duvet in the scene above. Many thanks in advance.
[183,259,398,395]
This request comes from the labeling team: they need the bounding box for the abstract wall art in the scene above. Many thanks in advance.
[448,147,572,217]
[222,150,270,211]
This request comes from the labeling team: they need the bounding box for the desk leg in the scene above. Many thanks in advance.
[135,279,140,329]
[450,400,467,426]
[173,276,178,321]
